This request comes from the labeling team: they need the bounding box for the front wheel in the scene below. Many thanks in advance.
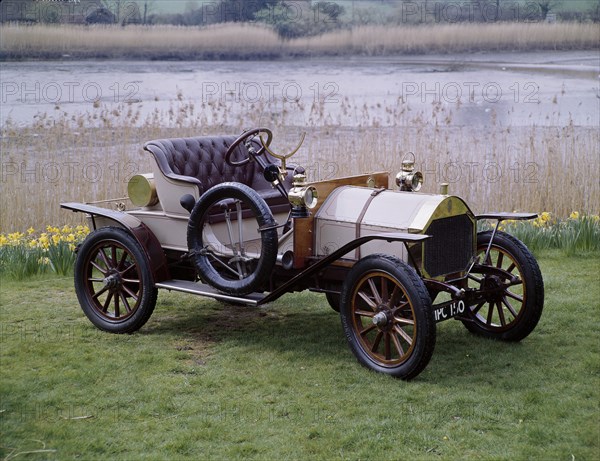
[462,231,544,341]
[340,254,435,380]
[74,227,158,333]
[325,291,340,312]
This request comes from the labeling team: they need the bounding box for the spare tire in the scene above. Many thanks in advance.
[187,183,279,295]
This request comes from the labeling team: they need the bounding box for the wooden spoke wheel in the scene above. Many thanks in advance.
[74,227,157,333]
[340,255,435,380]
[462,231,544,341]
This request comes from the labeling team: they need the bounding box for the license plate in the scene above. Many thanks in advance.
[432,299,467,323]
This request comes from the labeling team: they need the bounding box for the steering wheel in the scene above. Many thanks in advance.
[225,128,273,167]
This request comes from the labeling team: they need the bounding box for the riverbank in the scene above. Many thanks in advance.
[1,22,598,60]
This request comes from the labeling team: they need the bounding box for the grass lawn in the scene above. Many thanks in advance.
[1,252,598,460]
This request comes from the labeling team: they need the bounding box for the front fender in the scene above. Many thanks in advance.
[61,202,170,283]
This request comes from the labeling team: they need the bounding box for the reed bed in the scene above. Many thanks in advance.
[1,94,598,232]
[289,22,600,55]
[0,23,283,59]
[1,22,598,59]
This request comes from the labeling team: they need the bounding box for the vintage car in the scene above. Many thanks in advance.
[62,128,544,380]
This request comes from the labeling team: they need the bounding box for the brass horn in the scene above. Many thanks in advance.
[259,132,306,177]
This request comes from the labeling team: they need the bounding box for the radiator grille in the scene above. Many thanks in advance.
[424,215,474,277]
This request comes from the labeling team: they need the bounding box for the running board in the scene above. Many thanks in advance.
[155,280,265,306]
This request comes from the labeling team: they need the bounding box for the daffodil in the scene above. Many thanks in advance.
[75,225,90,237]
[569,211,580,220]
[38,234,50,249]
[7,232,24,245]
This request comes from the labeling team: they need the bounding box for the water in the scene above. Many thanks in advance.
[1,50,598,128]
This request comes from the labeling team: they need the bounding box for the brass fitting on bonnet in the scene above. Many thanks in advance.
[396,154,424,192]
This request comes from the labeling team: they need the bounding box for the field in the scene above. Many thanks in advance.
[1,252,598,460]
[1,22,598,60]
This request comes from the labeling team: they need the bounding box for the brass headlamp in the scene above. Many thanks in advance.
[288,173,318,218]
[396,154,423,192]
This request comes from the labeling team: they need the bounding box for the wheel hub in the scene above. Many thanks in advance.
[372,312,388,327]
[103,273,122,290]
[482,275,506,302]
[372,304,394,329]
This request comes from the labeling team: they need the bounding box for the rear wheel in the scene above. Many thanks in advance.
[462,231,544,341]
[74,227,157,333]
[340,254,435,380]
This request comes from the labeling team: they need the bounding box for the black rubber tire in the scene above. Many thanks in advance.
[187,183,278,296]
[462,231,544,341]
[340,254,435,380]
[325,292,340,312]
[74,227,158,334]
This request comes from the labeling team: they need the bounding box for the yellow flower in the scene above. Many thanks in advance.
[1,225,88,251]
[75,225,90,237]
[569,211,580,220]
[38,234,50,249]
[540,212,551,222]
[7,232,24,245]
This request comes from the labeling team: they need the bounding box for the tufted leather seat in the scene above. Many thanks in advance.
[144,136,292,214]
